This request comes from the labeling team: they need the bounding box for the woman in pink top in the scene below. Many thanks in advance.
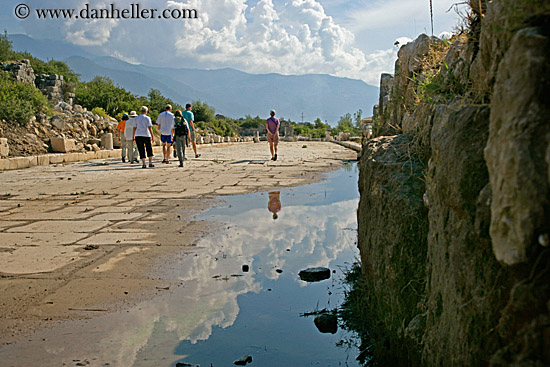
[266,109,280,161]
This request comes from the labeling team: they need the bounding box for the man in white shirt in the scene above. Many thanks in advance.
[124,111,139,163]
[157,104,175,164]
[132,106,155,168]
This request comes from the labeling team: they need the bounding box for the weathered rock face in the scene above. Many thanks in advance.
[389,34,444,126]
[357,1,550,366]
[378,73,393,117]
[357,134,428,364]
[422,105,507,366]
[484,27,550,266]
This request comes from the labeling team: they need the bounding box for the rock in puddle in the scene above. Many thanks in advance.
[298,267,330,282]
[234,354,253,365]
[175,363,200,367]
[314,313,338,334]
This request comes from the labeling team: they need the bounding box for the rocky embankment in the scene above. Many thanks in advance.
[357,1,550,366]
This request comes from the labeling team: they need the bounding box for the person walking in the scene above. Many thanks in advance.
[157,104,175,164]
[116,113,129,162]
[266,109,280,161]
[173,110,189,167]
[268,191,282,219]
[132,106,155,168]
[183,103,201,158]
[124,111,139,163]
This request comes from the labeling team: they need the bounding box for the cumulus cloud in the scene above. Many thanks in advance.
[18,0,410,84]
[166,0,398,84]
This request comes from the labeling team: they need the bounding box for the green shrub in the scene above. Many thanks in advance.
[0,72,50,124]
[91,107,108,118]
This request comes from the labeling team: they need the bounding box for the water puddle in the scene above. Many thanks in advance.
[0,163,361,367]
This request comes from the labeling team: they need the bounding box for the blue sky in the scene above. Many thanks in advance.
[1,0,466,85]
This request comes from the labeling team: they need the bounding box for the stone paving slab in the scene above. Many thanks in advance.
[0,232,88,246]
[6,220,111,233]
[0,245,93,275]
[0,221,28,231]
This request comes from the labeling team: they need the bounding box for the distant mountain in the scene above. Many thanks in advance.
[9,34,96,60]
[10,34,379,124]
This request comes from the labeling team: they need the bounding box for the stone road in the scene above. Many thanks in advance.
[0,141,357,344]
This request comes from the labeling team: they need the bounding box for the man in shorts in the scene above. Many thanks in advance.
[266,109,280,161]
[183,103,201,158]
[157,104,175,163]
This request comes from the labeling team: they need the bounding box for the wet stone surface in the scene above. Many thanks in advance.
[0,143,359,366]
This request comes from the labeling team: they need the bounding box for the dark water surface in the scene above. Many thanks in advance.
[0,163,361,367]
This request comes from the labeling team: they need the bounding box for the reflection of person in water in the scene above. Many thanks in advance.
[268,191,282,219]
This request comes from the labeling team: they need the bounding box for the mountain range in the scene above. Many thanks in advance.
[10,34,378,124]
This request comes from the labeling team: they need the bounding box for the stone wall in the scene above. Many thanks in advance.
[357,0,550,365]
[35,74,65,103]
[1,59,35,85]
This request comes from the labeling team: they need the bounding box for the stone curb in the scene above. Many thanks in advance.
[331,140,362,152]
[0,141,255,172]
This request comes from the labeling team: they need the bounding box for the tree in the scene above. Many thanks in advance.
[0,31,15,62]
[192,100,216,123]
[353,109,363,129]
[75,76,139,117]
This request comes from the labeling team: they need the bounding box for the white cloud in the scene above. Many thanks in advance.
[13,0,466,85]
[65,18,118,46]
[166,0,394,84]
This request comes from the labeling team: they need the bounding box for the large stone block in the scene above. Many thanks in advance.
[50,137,76,153]
[8,157,33,170]
[36,155,51,166]
[49,154,65,164]
[0,138,9,157]
[100,133,114,150]
[484,27,550,266]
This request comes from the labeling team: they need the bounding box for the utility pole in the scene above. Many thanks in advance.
[429,0,434,36]
[301,112,304,124]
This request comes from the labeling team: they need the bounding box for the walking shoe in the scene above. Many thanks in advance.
[142,164,147,169]
[149,163,155,168]
[132,159,139,163]
[178,163,183,167]
[122,157,126,163]
[274,154,277,161]
[173,150,177,158]
[162,159,167,164]
[195,154,201,158]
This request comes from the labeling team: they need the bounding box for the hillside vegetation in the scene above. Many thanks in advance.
[1,32,363,154]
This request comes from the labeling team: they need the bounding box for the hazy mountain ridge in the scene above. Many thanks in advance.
[10,34,378,123]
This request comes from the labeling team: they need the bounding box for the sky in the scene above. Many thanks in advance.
[1,0,467,86]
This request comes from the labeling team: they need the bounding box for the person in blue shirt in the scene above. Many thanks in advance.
[183,103,201,158]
